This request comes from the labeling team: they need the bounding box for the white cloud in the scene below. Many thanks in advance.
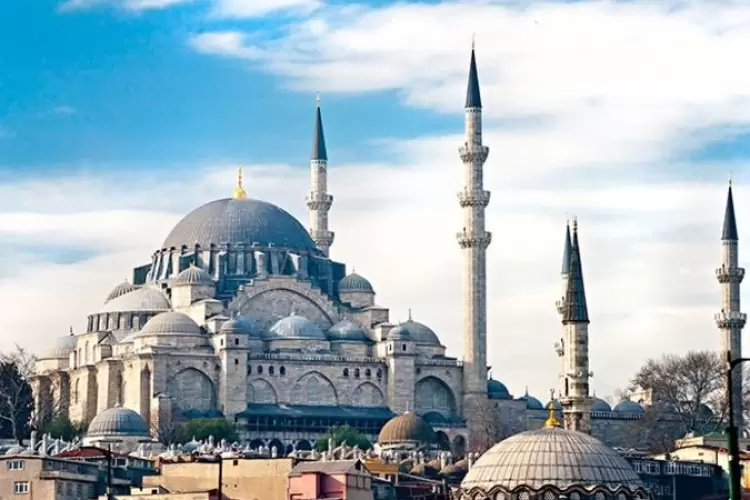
[210,0,321,18]
[59,0,191,12]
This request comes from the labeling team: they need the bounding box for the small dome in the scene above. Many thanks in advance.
[591,398,612,412]
[101,287,171,314]
[328,320,369,342]
[106,281,136,303]
[87,407,150,439]
[524,395,545,410]
[172,265,214,286]
[614,400,645,414]
[487,379,511,400]
[220,316,261,338]
[378,412,436,446]
[546,399,563,411]
[339,272,374,293]
[268,313,326,340]
[387,325,411,340]
[399,319,441,345]
[138,311,203,337]
[42,334,77,360]
[461,426,646,494]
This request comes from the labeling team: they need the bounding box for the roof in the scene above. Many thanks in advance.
[269,313,326,340]
[312,102,328,161]
[106,281,136,303]
[378,412,436,445]
[236,404,395,421]
[40,334,76,360]
[161,198,317,252]
[290,459,369,477]
[87,407,150,438]
[328,320,370,342]
[562,224,589,323]
[723,184,739,241]
[465,48,482,109]
[55,446,135,460]
[172,265,214,286]
[138,311,203,337]
[339,272,374,293]
[100,286,171,314]
[561,222,572,275]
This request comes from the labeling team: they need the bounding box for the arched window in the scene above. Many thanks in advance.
[402,343,407,351]
[354,368,360,378]
[257,366,263,374]
[365,369,371,378]
[343,368,349,377]
[247,366,252,375]
[269,366,275,375]
[234,338,239,346]
[376,369,382,379]
[280,366,286,376]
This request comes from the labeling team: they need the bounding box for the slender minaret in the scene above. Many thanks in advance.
[306,94,335,256]
[560,218,593,433]
[554,220,573,397]
[457,39,492,439]
[715,179,746,429]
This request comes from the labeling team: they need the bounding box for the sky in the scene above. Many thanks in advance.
[1,0,750,403]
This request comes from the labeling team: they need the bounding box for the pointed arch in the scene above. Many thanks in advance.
[248,379,278,404]
[166,368,216,415]
[415,376,457,415]
[290,371,337,406]
[351,382,385,407]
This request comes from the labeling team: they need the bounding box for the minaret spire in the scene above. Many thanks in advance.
[306,94,334,256]
[716,178,746,429]
[457,39,492,449]
[554,219,573,399]
[559,218,592,433]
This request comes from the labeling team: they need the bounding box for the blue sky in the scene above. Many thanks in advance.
[3,0,750,399]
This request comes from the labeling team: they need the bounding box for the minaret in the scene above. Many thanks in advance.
[560,218,593,433]
[457,39,492,443]
[554,220,573,397]
[715,179,746,429]
[306,94,335,257]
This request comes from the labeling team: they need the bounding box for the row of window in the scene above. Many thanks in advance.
[249,365,287,376]
[56,480,93,498]
[13,481,28,494]
[342,368,383,379]
[6,460,24,471]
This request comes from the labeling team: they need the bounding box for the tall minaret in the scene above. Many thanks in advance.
[554,220,573,396]
[306,95,335,257]
[715,179,746,429]
[560,219,593,433]
[457,39,492,441]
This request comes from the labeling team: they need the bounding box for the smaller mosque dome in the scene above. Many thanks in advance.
[398,319,441,345]
[101,287,171,314]
[42,334,77,360]
[524,395,545,410]
[106,281,136,303]
[339,272,374,293]
[87,407,150,439]
[220,316,261,338]
[269,314,327,340]
[138,311,203,337]
[546,399,563,411]
[172,265,214,286]
[591,398,612,412]
[378,412,436,446]
[328,320,369,342]
[614,400,645,414]
[487,379,511,400]
[387,325,411,340]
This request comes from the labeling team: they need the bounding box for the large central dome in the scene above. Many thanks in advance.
[163,198,317,251]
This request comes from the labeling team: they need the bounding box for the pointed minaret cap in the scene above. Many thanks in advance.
[722,176,739,241]
[561,219,573,276]
[312,93,328,161]
[544,402,560,428]
[465,36,482,109]
[563,217,590,323]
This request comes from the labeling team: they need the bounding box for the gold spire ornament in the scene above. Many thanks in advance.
[233,166,247,200]
[544,402,560,428]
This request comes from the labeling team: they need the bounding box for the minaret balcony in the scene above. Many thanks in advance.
[306,193,334,211]
[716,266,745,283]
[458,144,489,164]
[714,311,747,329]
[310,229,334,247]
[456,229,492,249]
[555,299,565,315]
[458,189,491,208]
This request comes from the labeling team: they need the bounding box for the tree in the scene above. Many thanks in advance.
[174,418,238,444]
[0,348,34,444]
[315,425,371,452]
[471,399,504,452]
[40,416,85,442]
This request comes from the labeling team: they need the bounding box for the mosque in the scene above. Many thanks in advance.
[28,44,742,457]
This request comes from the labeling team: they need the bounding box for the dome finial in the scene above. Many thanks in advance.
[233,165,247,200]
[471,32,476,51]
[544,402,560,428]
[69,326,74,336]
[408,308,412,321]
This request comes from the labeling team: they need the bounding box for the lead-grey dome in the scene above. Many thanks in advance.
[87,407,150,439]
[591,398,612,412]
[398,319,441,345]
[172,265,214,286]
[269,313,326,340]
[106,281,136,302]
[42,334,77,360]
[614,400,645,414]
[328,320,369,342]
[461,425,646,496]
[220,316,261,338]
[138,311,203,337]
[100,287,171,314]
[162,198,317,252]
[339,272,374,293]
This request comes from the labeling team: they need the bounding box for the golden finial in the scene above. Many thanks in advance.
[544,402,560,428]
[233,165,247,200]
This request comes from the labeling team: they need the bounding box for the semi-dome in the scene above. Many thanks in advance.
[87,407,150,439]
[614,400,645,414]
[41,334,77,360]
[461,416,646,497]
[106,281,136,303]
[591,398,612,412]
[378,412,436,446]
[339,272,374,293]
[138,311,203,337]
[328,320,369,342]
[162,198,317,252]
[100,287,171,314]
[220,316,261,338]
[268,313,326,340]
[399,319,441,345]
[487,379,511,400]
[172,265,214,286]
